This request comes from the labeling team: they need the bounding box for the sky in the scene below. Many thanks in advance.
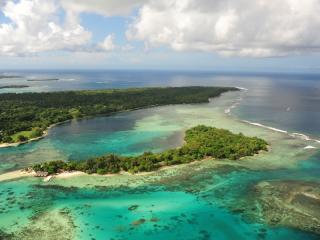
[0,0,320,72]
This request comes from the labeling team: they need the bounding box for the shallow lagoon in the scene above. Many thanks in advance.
[0,91,319,239]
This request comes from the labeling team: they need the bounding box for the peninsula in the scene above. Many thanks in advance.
[0,86,237,145]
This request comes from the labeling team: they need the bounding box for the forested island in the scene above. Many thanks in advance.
[27,78,59,82]
[0,86,237,144]
[32,125,268,175]
[0,85,29,89]
[0,75,22,79]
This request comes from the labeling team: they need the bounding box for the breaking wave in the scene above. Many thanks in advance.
[225,87,320,148]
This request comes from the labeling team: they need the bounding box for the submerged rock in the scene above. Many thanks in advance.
[128,205,139,211]
[131,218,146,226]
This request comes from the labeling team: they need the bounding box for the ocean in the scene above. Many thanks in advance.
[0,70,319,239]
[1,70,319,136]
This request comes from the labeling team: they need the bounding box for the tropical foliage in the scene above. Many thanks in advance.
[32,126,268,175]
[0,87,236,143]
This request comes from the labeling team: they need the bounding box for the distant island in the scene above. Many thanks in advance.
[31,125,268,175]
[0,85,29,89]
[27,78,59,82]
[0,86,238,145]
[0,75,22,79]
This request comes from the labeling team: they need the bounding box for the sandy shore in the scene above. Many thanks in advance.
[0,160,207,182]
[0,131,48,148]
[0,170,87,182]
[0,157,244,183]
[0,170,35,182]
[54,171,87,179]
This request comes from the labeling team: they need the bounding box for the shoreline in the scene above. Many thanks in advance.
[0,131,49,148]
[0,145,278,183]
[0,169,35,182]
[0,88,318,182]
[1,87,319,238]
[225,88,320,146]
[0,106,160,149]
[0,158,237,183]
[0,88,235,149]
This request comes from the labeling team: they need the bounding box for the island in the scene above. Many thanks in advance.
[0,75,22,79]
[0,86,237,145]
[0,85,29,89]
[27,78,59,81]
[31,125,268,175]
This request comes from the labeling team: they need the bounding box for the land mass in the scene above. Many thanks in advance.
[27,78,59,82]
[31,125,268,175]
[0,85,29,89]
[0,86,237,145]
[0,75,22,79]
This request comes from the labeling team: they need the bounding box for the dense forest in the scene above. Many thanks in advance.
[32,125,268,175]
[0,87,236,143]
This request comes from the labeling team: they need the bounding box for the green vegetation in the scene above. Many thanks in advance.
[32,125,268,175]
[0,87,237,144]
[0,85,29,89]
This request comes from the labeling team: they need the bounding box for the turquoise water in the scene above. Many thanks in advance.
[0,109,185,173]
[0,162,318,240]
[0,71,320,239]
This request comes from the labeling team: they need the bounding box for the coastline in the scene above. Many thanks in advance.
[1,88,319,181]
[1,88,318,176]
[225,88,320,147]
[0,88,233,149]
[0,131,49,148]
[0,169,35,182]
[0,109,149,149]
[1,83,319,239]
[0,158,237,183]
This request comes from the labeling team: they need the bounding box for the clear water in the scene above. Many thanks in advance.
[0,71,319,239]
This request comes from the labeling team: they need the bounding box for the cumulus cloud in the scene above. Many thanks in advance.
[60,0,147,16]
[0,0,91,56]
[0,0,145,56]
[2,0,320,57]
[127,0,320,57]
[99,34,116,51]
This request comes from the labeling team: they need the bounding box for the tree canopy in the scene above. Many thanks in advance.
[0,86,236,143]
[32,125,268,175]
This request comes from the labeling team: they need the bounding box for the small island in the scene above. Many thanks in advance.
[27,78,59,82]
[0,75,22,79]
[0,85,29,89]
[31,125,268,175]
[0,86,237,145]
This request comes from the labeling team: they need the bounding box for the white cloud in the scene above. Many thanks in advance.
[60,0,147,16]
[99,34,116,51]
[0,0,91,56]
[0,0,144,56]
[127,0,320,57]
[98,35,134,52]
[2,0,320,58]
